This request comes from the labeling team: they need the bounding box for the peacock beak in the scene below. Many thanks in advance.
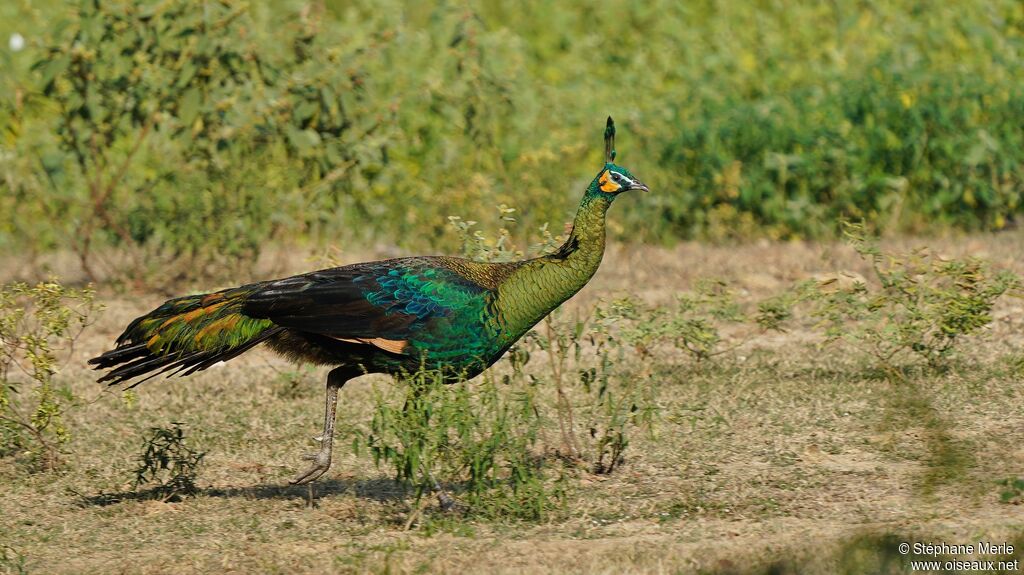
[630,180,650,193]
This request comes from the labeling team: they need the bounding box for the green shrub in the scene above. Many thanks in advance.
[659,69,1024,239]
[811,222,1019,371]
[526,311,660,474]
[19,0,386,282]
[358,369,558,521]
[0,281,98,470]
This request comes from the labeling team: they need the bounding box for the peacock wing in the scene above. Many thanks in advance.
[241,257,493,352]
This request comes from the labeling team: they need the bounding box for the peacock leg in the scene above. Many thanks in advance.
[419,461,456,511]
[290,367,352,485]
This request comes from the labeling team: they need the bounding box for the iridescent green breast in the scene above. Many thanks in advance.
[347,260,504,372]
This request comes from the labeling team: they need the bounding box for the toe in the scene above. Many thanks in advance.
[290,453,332,485]
[290,466,324,485]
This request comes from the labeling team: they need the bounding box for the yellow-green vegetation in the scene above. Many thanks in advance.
[0,281,98,470]
[813,222,1020,371]
[2,1,1024,282]
[3,235,1024,573]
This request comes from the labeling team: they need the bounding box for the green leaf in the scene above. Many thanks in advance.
[286,126,322,154]
[177,62,197,88]
[39,56,70,89]
[178,87,201,126]
[293,100,318,123]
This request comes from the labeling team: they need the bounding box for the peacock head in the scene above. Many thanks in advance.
[590,116,649,197]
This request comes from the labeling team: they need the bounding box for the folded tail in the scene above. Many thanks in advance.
[89,286,283,387]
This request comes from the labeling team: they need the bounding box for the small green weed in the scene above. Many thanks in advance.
[132,423,206,501]
[591,279,797,366]
[597,281,748,363]
[530,309,658,474]
[0,545,27,575]
[998,477,1024,504]
[448,204,566,263]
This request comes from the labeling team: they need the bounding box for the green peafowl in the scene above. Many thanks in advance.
[90,117,648,485]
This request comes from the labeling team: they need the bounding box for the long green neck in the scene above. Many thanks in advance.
[495,186,612,339]
[551,190,611,275]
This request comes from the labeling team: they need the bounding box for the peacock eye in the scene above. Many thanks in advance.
[612,173,621,182]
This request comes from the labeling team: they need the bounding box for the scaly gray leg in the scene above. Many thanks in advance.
[291,367,352,485]
[420,462,456,511]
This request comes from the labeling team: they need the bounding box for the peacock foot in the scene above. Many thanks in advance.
[437,490,457,512]
[290,450,332,485]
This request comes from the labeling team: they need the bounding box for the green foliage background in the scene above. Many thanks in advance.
[1,0,1023,279]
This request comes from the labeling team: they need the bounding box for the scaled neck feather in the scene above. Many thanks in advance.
[549,188,611,265]
[494,185,612,339]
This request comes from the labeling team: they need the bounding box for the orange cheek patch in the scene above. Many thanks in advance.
[598,170,620,193]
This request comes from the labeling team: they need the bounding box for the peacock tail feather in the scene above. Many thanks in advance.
[90,285,282,386]
[132,289,275,354]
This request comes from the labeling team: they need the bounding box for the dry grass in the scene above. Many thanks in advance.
[3,234,1024,574]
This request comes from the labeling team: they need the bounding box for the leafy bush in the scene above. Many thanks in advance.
[359,369,558,521]
[0,281,98,470]
[660,68,1024,239]
[810,223,1019,371]
[16,0,386,282]
[525,312,659,475]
